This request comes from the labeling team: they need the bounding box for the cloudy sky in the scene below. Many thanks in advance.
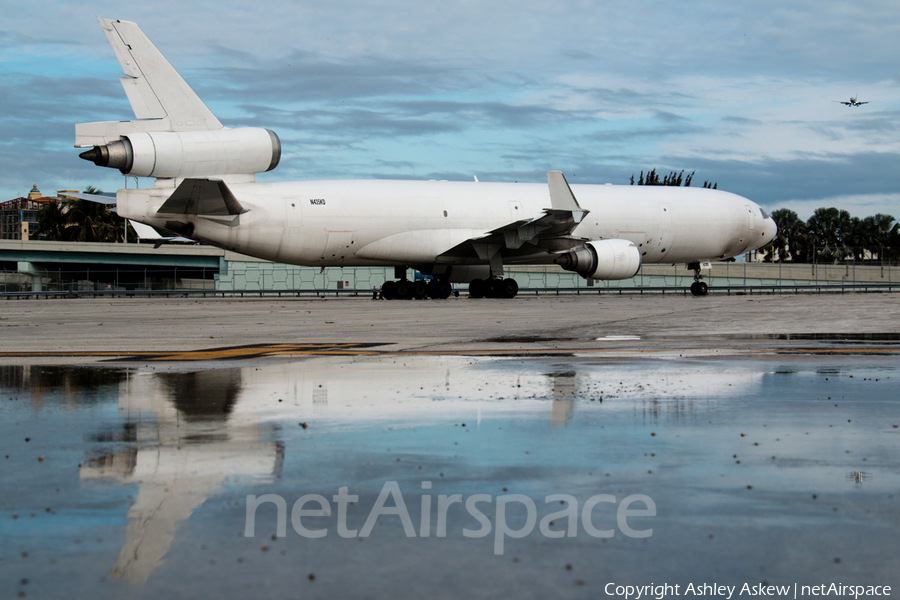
[2,0,898,218]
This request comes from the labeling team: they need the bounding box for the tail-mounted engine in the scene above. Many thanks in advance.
[555,239,642,280]
[78,127,281,178]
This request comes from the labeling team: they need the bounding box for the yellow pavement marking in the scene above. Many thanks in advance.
[0,342,898,361]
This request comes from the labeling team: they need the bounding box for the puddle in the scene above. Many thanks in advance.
[1,356,898,597]
[735,333,900,343]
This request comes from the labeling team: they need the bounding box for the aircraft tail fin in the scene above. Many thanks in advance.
[76,18,222,146]
[99,18,221,129]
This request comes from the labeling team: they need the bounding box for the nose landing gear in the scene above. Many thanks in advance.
[690,280,708,296]
[688,262,709,296]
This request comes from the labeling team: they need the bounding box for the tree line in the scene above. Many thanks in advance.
[766,208,900,263]
[631,169,900,263]
[36,187,133,243]
[630,169,717,189]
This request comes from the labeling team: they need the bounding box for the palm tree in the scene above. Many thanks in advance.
[866,214,898,261]
[630,169,704,187]
[845,216,866,261]
[35,200,70,241]
[64,187,118,243]
[767,209,805,262]
[806,208,852,262]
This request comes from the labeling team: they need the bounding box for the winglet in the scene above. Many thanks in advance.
[546,171,585,223]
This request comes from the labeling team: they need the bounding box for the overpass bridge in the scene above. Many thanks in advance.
[1,240,228,291]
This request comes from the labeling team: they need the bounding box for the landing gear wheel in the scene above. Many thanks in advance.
[690,281,708,296]
[499,278,519,299]
[395,280,412,299]
[469,278,485,298]
[436,280,452,299]
[484,279,499,298]
[381,280,397,300]
[412,281,428,300]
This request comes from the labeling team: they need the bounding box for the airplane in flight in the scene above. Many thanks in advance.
[76,18,776,298]
[835,96,869,107]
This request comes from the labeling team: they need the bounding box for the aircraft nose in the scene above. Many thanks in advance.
[761,217,777,246]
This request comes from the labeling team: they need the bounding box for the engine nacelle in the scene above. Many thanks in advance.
[78,127,281,178]
[555,239,642,280]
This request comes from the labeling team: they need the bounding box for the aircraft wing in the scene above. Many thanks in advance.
[438,171,589,265]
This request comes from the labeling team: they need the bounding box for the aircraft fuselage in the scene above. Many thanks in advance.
[118,179,775,269]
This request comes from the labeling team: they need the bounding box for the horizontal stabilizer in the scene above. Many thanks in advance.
[128,220,194,247]
[128,220,164,239]
[56,191,117,204]
[157,179,246,216]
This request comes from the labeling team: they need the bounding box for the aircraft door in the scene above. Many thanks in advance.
[745,205,756,230]
[655,204,673,259]
[287,198,302,228]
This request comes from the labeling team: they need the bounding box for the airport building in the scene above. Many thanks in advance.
[0,185,53,241]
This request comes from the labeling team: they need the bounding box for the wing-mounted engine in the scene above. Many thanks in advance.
[78,128,281,178]
[555,239,642,280]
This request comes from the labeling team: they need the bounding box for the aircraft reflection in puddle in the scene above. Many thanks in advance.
[80,369,283,581]
[79,356,764,581]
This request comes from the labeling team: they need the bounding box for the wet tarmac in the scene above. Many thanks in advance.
[1,354,898,599]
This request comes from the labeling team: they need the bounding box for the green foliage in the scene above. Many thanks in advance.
[762,207,899,263]
[35,186,127,243]
[36,200,68,241]
[631,169,696,187]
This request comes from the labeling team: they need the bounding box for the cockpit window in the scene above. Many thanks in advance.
[759,208,770,219]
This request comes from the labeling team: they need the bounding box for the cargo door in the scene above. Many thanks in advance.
[655,204,673,260]
[321,230,354,263]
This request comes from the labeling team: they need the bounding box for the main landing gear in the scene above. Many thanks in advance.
[468,278,519,299]
[381,279,453,300]
[381,267,453,300]
[688,262,708,296]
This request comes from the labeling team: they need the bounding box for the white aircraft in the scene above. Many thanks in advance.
[76,18,776,298]
[835,96,869,107]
